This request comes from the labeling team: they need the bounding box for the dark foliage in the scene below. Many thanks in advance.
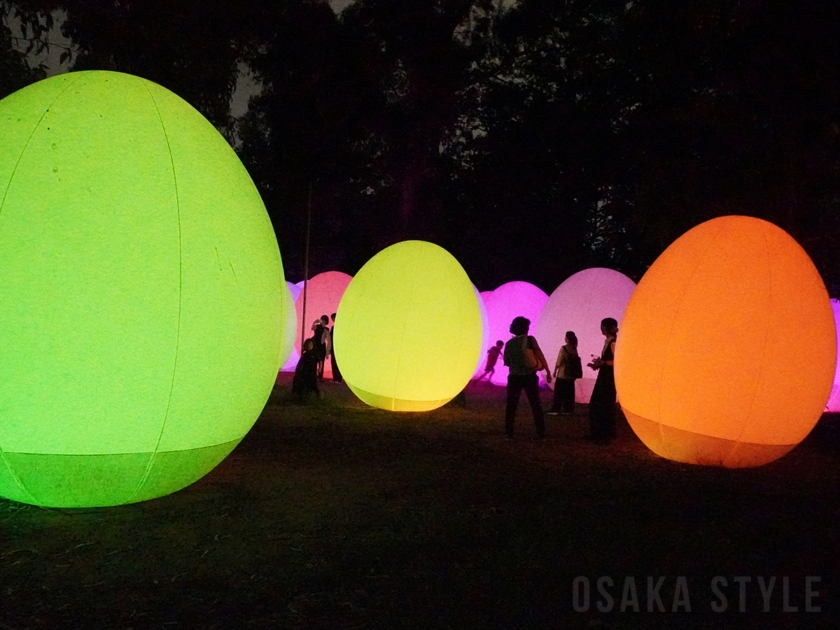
[2,0,839,293]
[0,1,47,98]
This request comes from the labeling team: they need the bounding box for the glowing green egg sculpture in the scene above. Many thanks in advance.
[335,241,482,411]
[0,71,285,507]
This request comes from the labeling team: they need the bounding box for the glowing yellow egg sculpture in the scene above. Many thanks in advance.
[0,71,285,506]
[615,216,836,467]
[335,241,482,411]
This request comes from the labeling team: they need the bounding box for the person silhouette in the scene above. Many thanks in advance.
[314,315,329,381]
[329,312,342,382]
[547,330,580,416]
[503,316,552,440]
[474,340,504,383]
[292,338,320,401]
[587,318,618,443]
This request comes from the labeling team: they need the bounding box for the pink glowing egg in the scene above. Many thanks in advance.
[534,268,636,403]
[294,271,353,379]
[482,282,549,386]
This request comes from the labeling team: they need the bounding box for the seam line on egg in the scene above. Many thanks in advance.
[390,245,416,410]
[655,220,727,455]
[722,222,772,465]
[126,77,183,502]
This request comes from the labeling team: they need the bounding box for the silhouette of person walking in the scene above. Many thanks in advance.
[503,316,552,440]
[474,340,504,383]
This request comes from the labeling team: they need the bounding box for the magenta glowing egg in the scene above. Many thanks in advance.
[534,268,636,403]
[828,299,840,412]
[294,271,353,379]
[288,281,302,303]
[482,282,549,386]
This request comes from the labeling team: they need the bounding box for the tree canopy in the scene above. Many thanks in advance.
[3,0,839,294]
[1,1,47,98]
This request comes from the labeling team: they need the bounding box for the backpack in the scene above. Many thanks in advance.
[566,352,583,379]
[522,336,539,370]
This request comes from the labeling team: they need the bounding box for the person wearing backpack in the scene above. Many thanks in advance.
[503,316,552,440]
[547,331,581,416]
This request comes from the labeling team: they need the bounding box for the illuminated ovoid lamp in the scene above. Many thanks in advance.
[827,299,840,412]
[534,268,636,403]
[615,216,836,467]
[0,71,285,507]
[482,282,549,386]
[294,271,353,379]
[335,241,482,411]
[277,282,299,373]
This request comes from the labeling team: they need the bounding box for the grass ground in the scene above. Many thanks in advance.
[2,374,839,629]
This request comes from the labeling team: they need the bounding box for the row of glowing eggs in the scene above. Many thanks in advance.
[275,248,839,428]
[282,268,639,406]
[1,72,837,510]
[286,264,832,417]
[267,219,840,469]
[285,219,837,472]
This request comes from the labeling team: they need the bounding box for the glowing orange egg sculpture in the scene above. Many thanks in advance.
[615,216,836,467]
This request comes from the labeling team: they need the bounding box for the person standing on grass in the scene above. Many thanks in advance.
[292,339,320,401]
[313,315,329,381]
[329,312,342,382]
[547,331,580,416]
[587,317,618,443]
[503,316,551,441]
[474,340,504,383]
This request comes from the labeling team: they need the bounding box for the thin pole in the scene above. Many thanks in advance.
[300,182,313,355]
